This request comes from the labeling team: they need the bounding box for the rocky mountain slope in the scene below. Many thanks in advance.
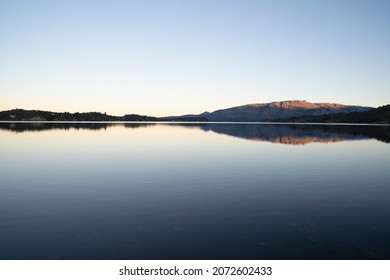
[195,100,372,122]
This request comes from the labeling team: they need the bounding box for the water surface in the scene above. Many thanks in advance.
[1,122,390,259]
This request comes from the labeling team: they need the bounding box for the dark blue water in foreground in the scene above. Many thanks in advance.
[1,122,390,260]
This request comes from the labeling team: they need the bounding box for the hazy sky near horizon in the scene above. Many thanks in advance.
[1,0,389,116]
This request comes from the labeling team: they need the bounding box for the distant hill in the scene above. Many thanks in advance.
[1,101,384,123]
[178,100,372,122]
[282,104,390,124]
[0,109,158,122]
[159,116,209,122]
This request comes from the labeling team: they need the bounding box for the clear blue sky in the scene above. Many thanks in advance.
[1,0,389,116]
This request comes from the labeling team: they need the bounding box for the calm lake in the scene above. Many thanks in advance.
[1,122,390,260]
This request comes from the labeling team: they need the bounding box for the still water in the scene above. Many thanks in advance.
[1,122,390,259]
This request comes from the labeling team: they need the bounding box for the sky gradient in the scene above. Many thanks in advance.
[1,0,389,116]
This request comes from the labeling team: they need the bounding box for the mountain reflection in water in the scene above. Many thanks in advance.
[1,122,389,145]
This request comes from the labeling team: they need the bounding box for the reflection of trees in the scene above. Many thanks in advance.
[318,125,390,144]
[0,122,159,132]
[123,123,157,129]
[0,122,114,132]
[1,122,389,145]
